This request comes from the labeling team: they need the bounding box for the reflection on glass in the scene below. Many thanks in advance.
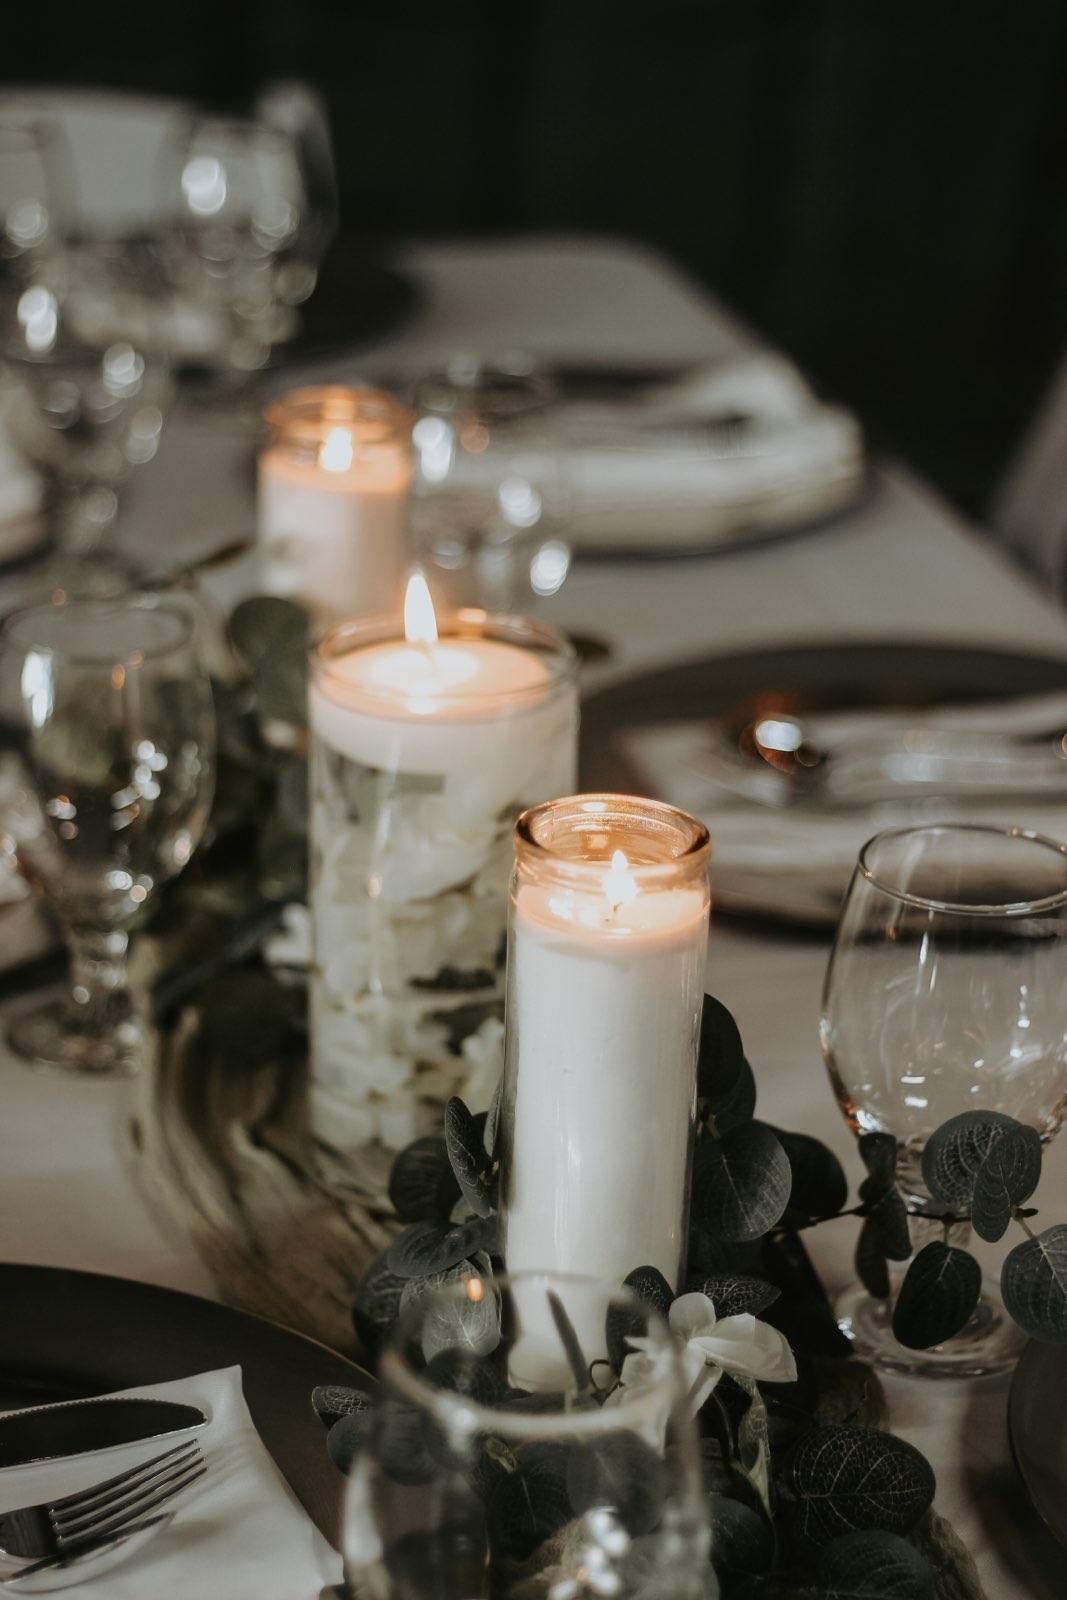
[0,596,215,1074]
[411,358,573,612]
[343,1271,710,1600]
[821,821,1067,1374]
[0,118,69,277]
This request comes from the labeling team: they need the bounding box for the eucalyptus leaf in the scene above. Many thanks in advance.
[1001,1224,1067,1342]
[423,1344,503,1405]
[920,1110,1019,1210]
[864,1189,912,1263]
[787,1424,935,1548]
[229,595,308,670]
[770,1126,849,1223]
[891,1243,981,1350]
[817,1530,934,1600]
[377,1400,440,1486]
[708,1060,758,1135]
[854,1217,891,1300]
[698,1274,780,1319]
[399,1259,501,1361]
[312,1384,373,1428]
[388,1136,462,1223]
[857,1134,898,1203]
[567,1432,664,1536]
[694,1122,791,1242]
[605,1265,674,1372]
[697,994,747,1101]
[445,1097,496,1218]
[352,1249,408,1358]
[547,1290,592,1394]
[487,1442,574,1561]
[387,1215,498,1279]
[971,1122,1042,1243]
[326,1410,371,1473]
[758,1231,853,1359]
[707,1493,775,1577]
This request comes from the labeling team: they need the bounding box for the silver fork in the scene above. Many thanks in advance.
[0,1439,204,1561]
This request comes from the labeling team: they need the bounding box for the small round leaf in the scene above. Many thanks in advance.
[920,1111,1018,1209]
[770,1126,849,1222]
[694,1122,791,1242]
[708,1492,775,1577]
[326,1410,371,1474]
[605,1266,674,1372]
[352,1249,407,1357]
[818,1529,934,1599]
[388,1136,462,1223]
[487,1443,573,1561]
[788,1424,935,1548]
[971,1122,1042,1243]
[387,1216,498,1279]
[1002,1224,1067,1343]
[445,1097,495,1219]
[697,1274,780,1319]
[891,1242,981,1350]
[312,1384,373,1429]
[567,1432,664,1536]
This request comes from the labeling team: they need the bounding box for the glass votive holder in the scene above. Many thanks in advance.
[308,609,578,1171]
[500,793,711,1383]
[257,385,412,625]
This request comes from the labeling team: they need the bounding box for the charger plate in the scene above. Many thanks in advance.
[0,1262,370,1545]
[1009,1340,1067,1548]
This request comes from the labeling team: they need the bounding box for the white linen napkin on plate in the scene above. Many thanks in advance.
[0,1366,342,1599]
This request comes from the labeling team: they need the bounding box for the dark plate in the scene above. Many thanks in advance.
[0,1262,370,1546]
[1009,1340,1067,1547]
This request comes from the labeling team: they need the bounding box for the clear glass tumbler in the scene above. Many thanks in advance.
[821,821,1067,1374]
[342,1269,711,1600]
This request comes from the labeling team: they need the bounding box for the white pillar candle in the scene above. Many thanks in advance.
[502,795,710,1389]
[258,386,411,625]
[309,576,578,1161]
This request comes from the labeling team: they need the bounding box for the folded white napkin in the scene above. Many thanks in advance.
[623,715,1067,924]
[558,354,864,549]
[0,1366,342,1599]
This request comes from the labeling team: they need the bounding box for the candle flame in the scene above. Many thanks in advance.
[404,570,439,647]
[319,426,354,474]
[603,848,638,914]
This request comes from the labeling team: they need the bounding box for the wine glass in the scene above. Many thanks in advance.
[342,1270,710,1600]
[0,594,216,1074]
[0,116,70,281]
[821,821,1067,1374]
[410,358,573,613]
[158,114,311,391]
[0,245,172,596]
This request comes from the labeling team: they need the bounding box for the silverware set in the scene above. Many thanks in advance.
[0,1417,207,1591]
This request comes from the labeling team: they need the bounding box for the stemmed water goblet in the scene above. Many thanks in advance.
[341,1269,710,1600]
[0,245,172,598]
[410,357,573,613]
[158,114,319,396]
[0,594,216,1074]
[821,821,1067,1375]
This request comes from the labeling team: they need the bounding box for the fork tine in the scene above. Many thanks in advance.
[48,1440,199,1515]
[55,1459,206,1549]
[54,1447,202,1539]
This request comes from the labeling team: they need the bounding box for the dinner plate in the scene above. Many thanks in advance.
[1009,1340,1067,1547]
[581,639,1067,928]
[0,1263,370,1545]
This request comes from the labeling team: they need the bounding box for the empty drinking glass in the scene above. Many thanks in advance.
[821,821,1067,1373]
[342,1270,710,1600]
[0,595,216,1074]
[410,359,573,612]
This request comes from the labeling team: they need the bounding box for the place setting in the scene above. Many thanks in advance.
[1,44,1067,1600]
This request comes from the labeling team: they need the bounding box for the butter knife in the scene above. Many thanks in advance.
[0,1399,206,1469]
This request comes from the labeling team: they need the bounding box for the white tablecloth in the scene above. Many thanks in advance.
[3,235,1067,1596]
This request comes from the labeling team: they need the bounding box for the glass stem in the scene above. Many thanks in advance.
[65,924,135,1031]
[49,480,119,557]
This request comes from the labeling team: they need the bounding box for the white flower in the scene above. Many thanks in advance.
[628,1291,796,1415]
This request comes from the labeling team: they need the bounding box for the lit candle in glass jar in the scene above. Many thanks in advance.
[502,794,711,1387]
[257,385,412,624]
[308,574,578,1161]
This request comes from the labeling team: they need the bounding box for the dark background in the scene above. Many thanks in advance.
[8,0,1067,516]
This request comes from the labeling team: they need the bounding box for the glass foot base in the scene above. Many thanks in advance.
[6,992,143,1077]
[837,1281,1025,1378]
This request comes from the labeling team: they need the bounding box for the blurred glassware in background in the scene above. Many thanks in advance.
[410,357,573,612]
[157,113,326,393]
[0,244,171,595]
[342,1270,710,1600]
[0,593,216,1074]
[821,821,1067,1374]
[0,115,70,282]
